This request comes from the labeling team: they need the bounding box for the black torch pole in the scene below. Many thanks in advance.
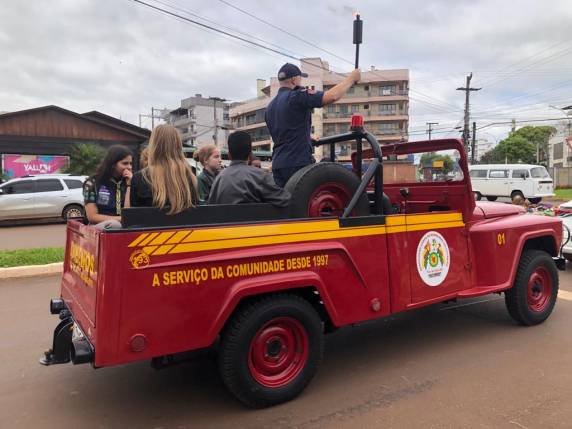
[353,14,363,69]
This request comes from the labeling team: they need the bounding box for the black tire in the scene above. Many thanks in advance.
[285,163,370,218]
[218,294,324,408]
[486,196,498,202]
[62,204,85,220]
[474,192,482,201]
[511,191,524,201]
[528,197,542,204]
[505,250,559,326]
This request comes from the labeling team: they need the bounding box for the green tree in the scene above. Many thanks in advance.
[510,126,556,163]
[483,135,536,164]
[64,143,105,176]
[419,152,455,174]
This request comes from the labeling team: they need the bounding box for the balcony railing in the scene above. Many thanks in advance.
[323,111,406,119]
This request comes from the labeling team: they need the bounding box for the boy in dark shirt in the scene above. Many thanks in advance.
[208,131,290,207]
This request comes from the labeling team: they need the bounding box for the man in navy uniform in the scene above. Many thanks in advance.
[265,63,361,187]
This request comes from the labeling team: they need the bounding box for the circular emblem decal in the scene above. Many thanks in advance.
[130,250,150,269]
[416,231,450,286]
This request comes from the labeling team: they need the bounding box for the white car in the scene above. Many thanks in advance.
[0,174,87,221]
[560,214,572,260]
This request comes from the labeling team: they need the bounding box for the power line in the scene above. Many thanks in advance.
[129,0,303,62]
[217,0,355,68]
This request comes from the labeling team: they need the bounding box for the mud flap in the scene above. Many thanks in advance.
[39,318,73,366]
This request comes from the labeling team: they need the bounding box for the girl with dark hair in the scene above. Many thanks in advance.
[83,145,133,225]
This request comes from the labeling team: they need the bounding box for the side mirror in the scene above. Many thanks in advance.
[0,188,4,195]
[521,173,527,179]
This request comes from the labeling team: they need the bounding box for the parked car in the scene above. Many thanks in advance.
[0,174,87,221]
[555,200,572,216]
[469,164,554,203]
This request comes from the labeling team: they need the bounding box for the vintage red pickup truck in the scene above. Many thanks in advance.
[41,117,564,407]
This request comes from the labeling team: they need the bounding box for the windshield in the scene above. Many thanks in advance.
[531,167,550,178]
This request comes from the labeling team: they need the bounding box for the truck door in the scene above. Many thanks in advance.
[407,212,470,303]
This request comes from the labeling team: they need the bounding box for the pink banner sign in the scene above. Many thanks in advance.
[2,154,69,179]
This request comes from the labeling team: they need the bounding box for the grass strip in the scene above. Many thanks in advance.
[555,188,572,200]
[0,247,65,268]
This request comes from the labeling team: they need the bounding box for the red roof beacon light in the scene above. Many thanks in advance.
[350,114,364,131]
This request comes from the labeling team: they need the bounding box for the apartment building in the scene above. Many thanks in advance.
[230,58,409,160]
[165,94,231,149]
[549,120,572,168]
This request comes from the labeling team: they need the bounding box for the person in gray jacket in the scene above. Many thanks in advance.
[208,131,291,207]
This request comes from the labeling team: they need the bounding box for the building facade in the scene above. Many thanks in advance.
[473,138,497,162]
[230,58,409,160]
[0,106,150,178]
[549,120,572,168]
[165,94,231,149]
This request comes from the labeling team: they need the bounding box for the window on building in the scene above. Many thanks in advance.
[554,142,564,159]
[364,104,369,110]
[64,180,83,189]
[340,105,348,114]
[380,85,396,96]
[327,105,335,113]
[364,85,369,91]
[348,86,355,95]
[351,105,359,113]
[379,104,397,112]
[36,179,64,193]
[489,170,509,179]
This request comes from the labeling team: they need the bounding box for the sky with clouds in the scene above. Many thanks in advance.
[1,0,571,142]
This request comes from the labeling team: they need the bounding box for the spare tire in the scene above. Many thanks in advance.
[285,163,370,218]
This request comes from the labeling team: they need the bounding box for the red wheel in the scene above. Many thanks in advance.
[218,295,324,408]
[307,182,352,217]
[285,163,370,218]
[248,317,309,388]
[527,267,552,312]
[505,250,558,325]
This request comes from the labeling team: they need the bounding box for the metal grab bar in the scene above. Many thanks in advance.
[313,129,384,215]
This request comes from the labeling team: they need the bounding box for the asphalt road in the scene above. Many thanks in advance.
[1,270,572,429]
[0,223,66,250]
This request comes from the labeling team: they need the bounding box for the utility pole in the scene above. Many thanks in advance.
[511,118,516,133]
[456,73,481,152]
[426,122,439,140]
[471,121,477,164]
[209,97,226,146]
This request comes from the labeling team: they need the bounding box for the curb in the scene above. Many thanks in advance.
[0,262,63,280]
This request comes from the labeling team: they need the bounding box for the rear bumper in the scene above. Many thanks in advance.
[39,299,94,366]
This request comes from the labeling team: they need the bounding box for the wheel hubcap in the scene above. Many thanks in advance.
[308,182,352,217]
[248,317,309,388]
[527,266,552,312]
[67,208,82,218]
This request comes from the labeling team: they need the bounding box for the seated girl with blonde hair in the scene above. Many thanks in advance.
[194,144,222,202]
[130,124,198,213]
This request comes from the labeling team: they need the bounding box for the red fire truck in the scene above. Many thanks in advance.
[41,117,565,407]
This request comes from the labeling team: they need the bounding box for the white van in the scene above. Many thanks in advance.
[469,164,554,203]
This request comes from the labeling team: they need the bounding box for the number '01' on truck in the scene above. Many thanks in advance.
[41,119,565,408]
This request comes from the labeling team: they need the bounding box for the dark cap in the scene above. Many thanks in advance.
[277,63,308,81]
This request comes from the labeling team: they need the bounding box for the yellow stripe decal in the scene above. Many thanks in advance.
[128,233,150,247]
[128,212,465,256]
[170,226,387,254]
[153,244,176,255]
[149,231,176,246]
[139,233,160,247]
[166,230,192,245]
